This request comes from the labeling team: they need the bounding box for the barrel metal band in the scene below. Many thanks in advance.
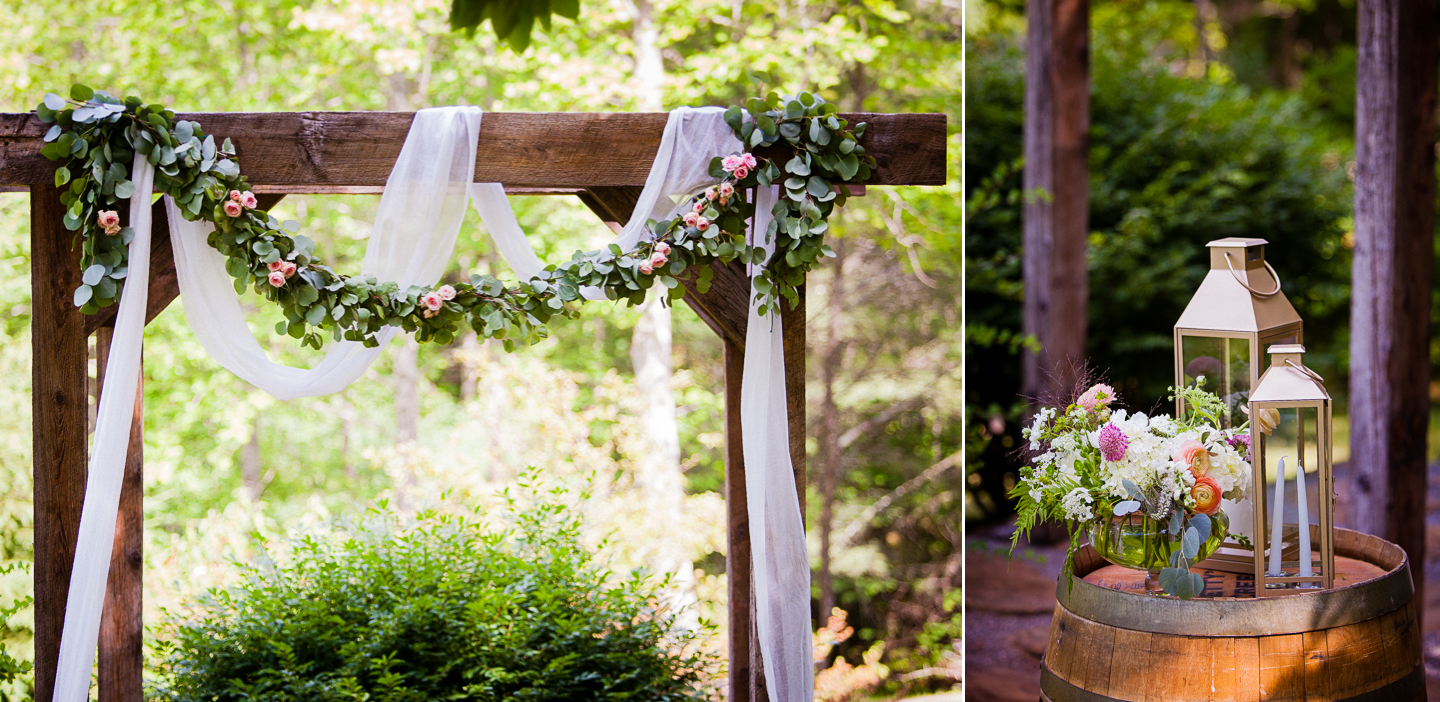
[1055,560,1413,637]
[1041,661,1424,702]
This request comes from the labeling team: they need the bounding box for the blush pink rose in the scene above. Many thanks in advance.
[721,155,743,172]
[733,165,749,179]
[437,284,456,301]
[719,182,735,198]
[1191,475,1222,515]
[741,153,757,169]
[268,260,284,272]
[705,187,718,201]
[1172,439,1212,478]
[694,199,706,213]
[649,252,668,268]
[655,242,671,255]
[695,217,710,231]
[683,212,700,227]
[281,261,297,279]
[223,200,243,218]
[97,210,120,229]
[639,262,654,275]
[267,271,286,287]
[240,191,258,209]
[229,190,243,202]
[421,292,443,311]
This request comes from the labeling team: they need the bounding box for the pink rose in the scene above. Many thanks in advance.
[649,252,667,268]
[229,190,242,202]
[695,217,710,231]
[655,242,671,255]
[1172,439,1212,479]
[241,191,258,209]
[421,292,443,311]
[694,200,706,213]
[741,153,757,169]
[733,165,749,179]
[268,260,284,272]
[705,188,718,201]
[281,261,297,279]
[223,200,243,218]
[719,182,735,198]
[683,212,700,227]
[639,262,653,275]
[267,271,285,287]
[721,155,743,172]
[437,284,456,301]
[97,210,120,229]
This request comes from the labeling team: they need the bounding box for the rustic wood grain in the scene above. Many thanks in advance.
[1349,0,1438,634]
[1232,637,1261,702]
[1021,0,1090,401]
[1104,627,1151,701]
[95,328,143,702]
[1209,637,1240,702]
[31,183,89,702]
[723,340,759,702]
[0,112,947,189]
[1257,633,1305,701]
[1301,630,1329,701]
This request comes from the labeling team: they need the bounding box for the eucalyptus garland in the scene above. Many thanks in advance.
[36,84,874,350]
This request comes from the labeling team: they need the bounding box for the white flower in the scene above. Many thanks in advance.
[1061,488,1095,522]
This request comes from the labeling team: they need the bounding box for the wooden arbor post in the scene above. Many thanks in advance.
[1022,0,1090,401]
[3,110,946,702]
[1349,0,1438,630]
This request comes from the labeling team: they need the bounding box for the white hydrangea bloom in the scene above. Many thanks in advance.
[1061,488,1095,522]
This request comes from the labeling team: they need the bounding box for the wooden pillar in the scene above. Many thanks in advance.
[95,327,145,702]
[1021,0,1090,400]
[1349,0,1437,630]
[723,339,760,702]
[31,184,90,702]
[780,293,807,521]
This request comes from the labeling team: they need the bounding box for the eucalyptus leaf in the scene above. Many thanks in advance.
[1190,513,1212,544]
[43,93,66,111]
[1112,500,1140,516]
[73,285,93,307]
[1182,527,1200,561]
[82,264,105,286]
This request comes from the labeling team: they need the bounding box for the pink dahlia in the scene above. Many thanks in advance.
[1098,423,1129,462]
[1077,383,1116,412]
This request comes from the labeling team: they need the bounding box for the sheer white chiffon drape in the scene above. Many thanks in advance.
[54,106,811,702]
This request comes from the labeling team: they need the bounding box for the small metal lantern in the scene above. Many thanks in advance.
[1248,344,1334,595]
[1174,238,1303,427]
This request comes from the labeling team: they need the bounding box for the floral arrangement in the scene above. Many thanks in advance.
[1010,378,1252,599]
[35,84,873,350]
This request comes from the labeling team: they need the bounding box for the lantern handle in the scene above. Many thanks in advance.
[1285,358,1325,383]
[1224,252,1282,297]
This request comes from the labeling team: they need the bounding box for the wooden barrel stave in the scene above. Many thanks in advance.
[1040,528,1425,702]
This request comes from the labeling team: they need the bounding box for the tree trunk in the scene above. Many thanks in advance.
[817,241,847,621]
[1349,0,1436,631]
[395,336,420,446]
[1022,0,1090,402]
[241,413,262,501]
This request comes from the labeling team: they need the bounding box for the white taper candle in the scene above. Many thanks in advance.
[1268,456,1287,576]
[1297,457,1312,580]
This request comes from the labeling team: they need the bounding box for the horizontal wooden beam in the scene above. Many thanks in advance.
[0,111,946,190]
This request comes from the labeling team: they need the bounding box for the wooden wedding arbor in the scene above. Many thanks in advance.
[0,109,946,702]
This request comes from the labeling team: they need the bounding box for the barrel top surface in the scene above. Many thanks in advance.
[1056,527,1414,637]
[1081,555,1388,598]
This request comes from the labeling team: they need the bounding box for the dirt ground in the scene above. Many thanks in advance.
[965,461,1440,702]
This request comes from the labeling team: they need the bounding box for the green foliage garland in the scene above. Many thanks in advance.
[37,84,872,351]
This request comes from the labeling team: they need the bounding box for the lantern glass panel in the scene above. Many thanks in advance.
[1254,404,1325,591]
[1180,334,1251,427]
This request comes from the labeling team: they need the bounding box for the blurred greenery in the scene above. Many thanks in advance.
[965,0,1353,522]
[0,0,961,698]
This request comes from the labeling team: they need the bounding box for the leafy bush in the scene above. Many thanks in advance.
[0,563,32,702]
[965,9,1352,521]
[150,478,714,701]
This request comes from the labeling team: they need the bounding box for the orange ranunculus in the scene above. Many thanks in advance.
[1191,475,1222,515]
[1172,439,1212,478]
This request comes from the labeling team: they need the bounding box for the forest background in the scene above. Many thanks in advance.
[0,0,962,698]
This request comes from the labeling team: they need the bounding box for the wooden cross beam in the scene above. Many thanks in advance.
[11,109,947,702]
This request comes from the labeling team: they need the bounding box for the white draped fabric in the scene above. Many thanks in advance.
[54,106,811,702]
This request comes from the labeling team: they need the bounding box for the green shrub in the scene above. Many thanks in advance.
[150,478,714,701]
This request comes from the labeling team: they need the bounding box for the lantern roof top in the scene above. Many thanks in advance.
[1251,345,1330,403]
[1174,239,1302,333]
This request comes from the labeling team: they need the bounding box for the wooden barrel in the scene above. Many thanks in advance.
[1040,528,1423,702]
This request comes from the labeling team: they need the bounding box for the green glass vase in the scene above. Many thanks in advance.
[1087,511,1229,594]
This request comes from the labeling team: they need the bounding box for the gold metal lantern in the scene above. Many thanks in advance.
[1248,344,1334,595]
[1173,238,1303,428]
